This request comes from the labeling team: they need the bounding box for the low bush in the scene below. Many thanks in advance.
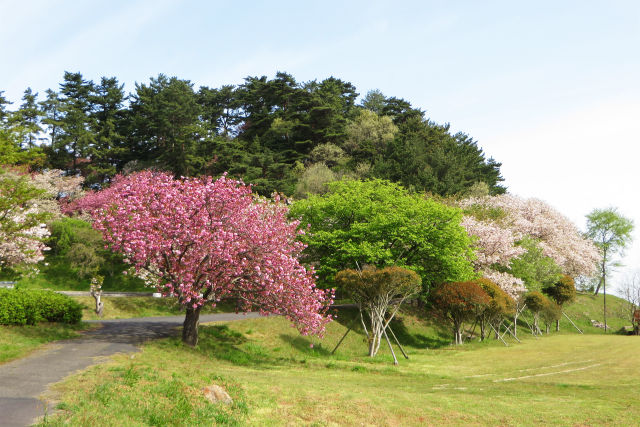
[0,289,83,325]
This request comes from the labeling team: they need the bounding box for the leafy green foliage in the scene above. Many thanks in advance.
[290,179,475,293]
[508,237,562,292]
[0,288,82,325]
[46,217,145,289]
[586,207,634,295]
[524,291,548,314]
[544,274,576,307]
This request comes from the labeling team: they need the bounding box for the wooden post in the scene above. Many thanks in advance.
[500,321,522,343]
[386,326,409,359]
[383,328,399,365]
[489,323,508,346]
[562,311,583,334]
[332,325,352,355]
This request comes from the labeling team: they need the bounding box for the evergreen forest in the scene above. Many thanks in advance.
[0,71,504,197]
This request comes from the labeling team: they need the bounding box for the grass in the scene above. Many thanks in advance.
[0,323,92,365]
[38,305,640,426]
[563,291,634,333]
[73,296,236,321]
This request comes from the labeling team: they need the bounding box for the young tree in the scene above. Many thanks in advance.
[476,278,515,340]
[523,291,553,335]
[335,266,421,357]
[586,208,634,332]
[539,298,562,334]
[69,171,332,346]
[430,281,491,345]
[543,274,576,331]
[289,179,475,295]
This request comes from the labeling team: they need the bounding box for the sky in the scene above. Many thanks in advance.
[1,0,639,293]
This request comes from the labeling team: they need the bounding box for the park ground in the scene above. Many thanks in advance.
[0,292,634,426]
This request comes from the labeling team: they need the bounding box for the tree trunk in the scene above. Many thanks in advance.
[604,277,607,333]
[182,306,202,346]
[556,319,560,332]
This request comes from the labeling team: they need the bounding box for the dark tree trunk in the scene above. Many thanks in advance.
[182,306,202,346]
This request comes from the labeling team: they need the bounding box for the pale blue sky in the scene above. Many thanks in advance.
[2,0,640,289]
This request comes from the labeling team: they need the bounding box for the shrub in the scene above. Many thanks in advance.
[0,289,83,325]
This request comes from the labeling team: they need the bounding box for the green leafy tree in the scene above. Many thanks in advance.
[508,236,562,292]
[586,208,634,331]
[343,109,398,163]
[294,163,337,198]
[539,298,562,334]
[359,89,386,115]
[289,179,475,295]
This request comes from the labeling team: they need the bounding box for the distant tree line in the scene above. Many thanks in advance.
[1,71,505,197]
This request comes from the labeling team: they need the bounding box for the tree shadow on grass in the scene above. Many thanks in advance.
[278,334,332,357]
[387,316,451,349]
[331,305,451,350]
[190,325,280,367]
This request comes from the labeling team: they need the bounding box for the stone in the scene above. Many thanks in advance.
[202,385,233,405]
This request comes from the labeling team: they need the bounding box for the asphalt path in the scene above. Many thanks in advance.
[0,312,262,426]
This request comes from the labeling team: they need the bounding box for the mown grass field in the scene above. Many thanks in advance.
[38,300,640,426]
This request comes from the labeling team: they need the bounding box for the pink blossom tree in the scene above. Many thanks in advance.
[69,171,332,346]
[461,195,600,278]
[460,215,526,299]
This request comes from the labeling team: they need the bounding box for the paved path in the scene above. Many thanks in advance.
[0,312,262,427]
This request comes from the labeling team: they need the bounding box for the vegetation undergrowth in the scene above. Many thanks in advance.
[39,300,640,426]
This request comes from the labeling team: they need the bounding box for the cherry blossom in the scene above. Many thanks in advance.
[68,171,332,345]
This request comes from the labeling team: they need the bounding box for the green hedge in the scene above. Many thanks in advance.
[0,289,83,325]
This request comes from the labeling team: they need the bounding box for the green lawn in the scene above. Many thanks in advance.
[0,323,92,365]
[39,306,640,426]
[72,296,235,321]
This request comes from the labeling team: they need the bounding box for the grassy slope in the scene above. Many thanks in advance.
[563,292,634,333]
[40,300,640,426]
